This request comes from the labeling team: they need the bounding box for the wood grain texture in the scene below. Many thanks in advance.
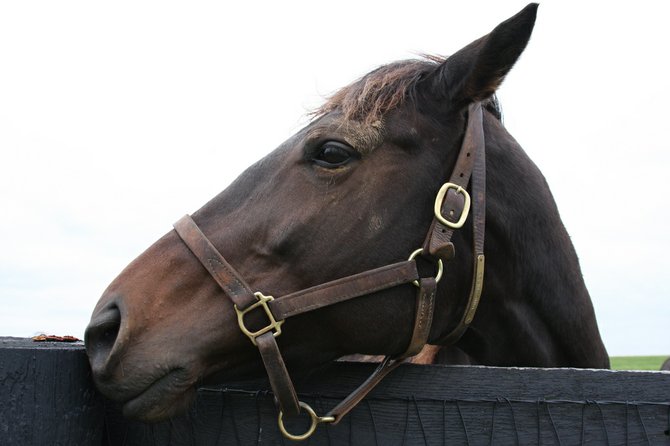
[104,362,670,445]
[0,337,104,445]
[2,338,669,445]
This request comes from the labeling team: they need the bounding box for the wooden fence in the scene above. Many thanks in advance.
[1,337,669,445]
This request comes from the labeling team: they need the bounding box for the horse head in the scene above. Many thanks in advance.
[86,3,608,424]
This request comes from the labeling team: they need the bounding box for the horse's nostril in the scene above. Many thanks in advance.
[85,304,122,373]
[95,321,120,349]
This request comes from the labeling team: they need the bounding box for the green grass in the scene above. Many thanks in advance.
[609,355,668,371]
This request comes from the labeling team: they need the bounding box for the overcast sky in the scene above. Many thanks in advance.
[1,1,668,357]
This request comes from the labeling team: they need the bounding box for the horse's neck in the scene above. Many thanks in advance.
[449,115,609,368]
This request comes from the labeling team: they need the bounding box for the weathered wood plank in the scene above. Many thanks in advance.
[104,362,670,445]
[2,338,669,445]
[0,337,104,445]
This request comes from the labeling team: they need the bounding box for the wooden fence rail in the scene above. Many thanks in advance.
[1,337,669,445]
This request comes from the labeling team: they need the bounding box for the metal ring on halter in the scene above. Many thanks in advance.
[278,401,335,441]
[408,248,443,288]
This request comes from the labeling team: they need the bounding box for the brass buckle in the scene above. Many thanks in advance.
[234,292,284,346]
[408,248,443,288]
[434,182,471,229]
[278,401,335,441]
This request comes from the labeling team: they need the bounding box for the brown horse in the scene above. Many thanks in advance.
[85,3,609,427]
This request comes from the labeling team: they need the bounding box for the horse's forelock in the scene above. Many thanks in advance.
[313,58,440,125]
[313,56,502,125]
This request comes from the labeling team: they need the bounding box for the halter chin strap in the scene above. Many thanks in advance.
[172,102,486,441]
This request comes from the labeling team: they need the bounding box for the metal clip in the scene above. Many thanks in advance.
[234,292,284,346]
[434,182,471,229]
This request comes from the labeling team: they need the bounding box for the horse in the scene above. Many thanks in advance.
[85,3,609,437]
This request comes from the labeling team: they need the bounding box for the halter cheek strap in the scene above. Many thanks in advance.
[172,102,486,440]
[424,102,486,344]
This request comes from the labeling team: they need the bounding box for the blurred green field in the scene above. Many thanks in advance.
[609,355,668,371]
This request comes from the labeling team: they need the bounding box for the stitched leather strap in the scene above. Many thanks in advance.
[426,102,487,344]
[174,215,257,310]
[325,355,403,423]
[423,102,484,261]
[398,277,437,358]
[269,261,418,320]
[256,332,301,416]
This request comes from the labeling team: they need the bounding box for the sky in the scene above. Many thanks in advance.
[0,1,668,357]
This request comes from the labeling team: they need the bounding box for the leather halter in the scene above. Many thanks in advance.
[173,102,486,440]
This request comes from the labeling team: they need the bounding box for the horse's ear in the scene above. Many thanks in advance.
[422,3,538,111]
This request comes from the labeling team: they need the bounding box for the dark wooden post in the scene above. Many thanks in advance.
[0,337,104,445]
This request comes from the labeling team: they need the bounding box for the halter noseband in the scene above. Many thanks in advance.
[173,102,486,440]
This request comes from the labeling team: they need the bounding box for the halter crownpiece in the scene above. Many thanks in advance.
[172,102,486,440]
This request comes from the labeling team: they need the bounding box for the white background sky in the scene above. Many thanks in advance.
[0,1,667,357]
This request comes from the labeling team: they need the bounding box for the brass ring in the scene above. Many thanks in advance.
[278,401,335,441]
[408,248,443,287]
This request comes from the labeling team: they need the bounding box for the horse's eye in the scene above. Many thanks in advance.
[313,142,357,168]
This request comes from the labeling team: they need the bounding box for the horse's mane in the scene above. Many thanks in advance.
[313,56,503,125]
